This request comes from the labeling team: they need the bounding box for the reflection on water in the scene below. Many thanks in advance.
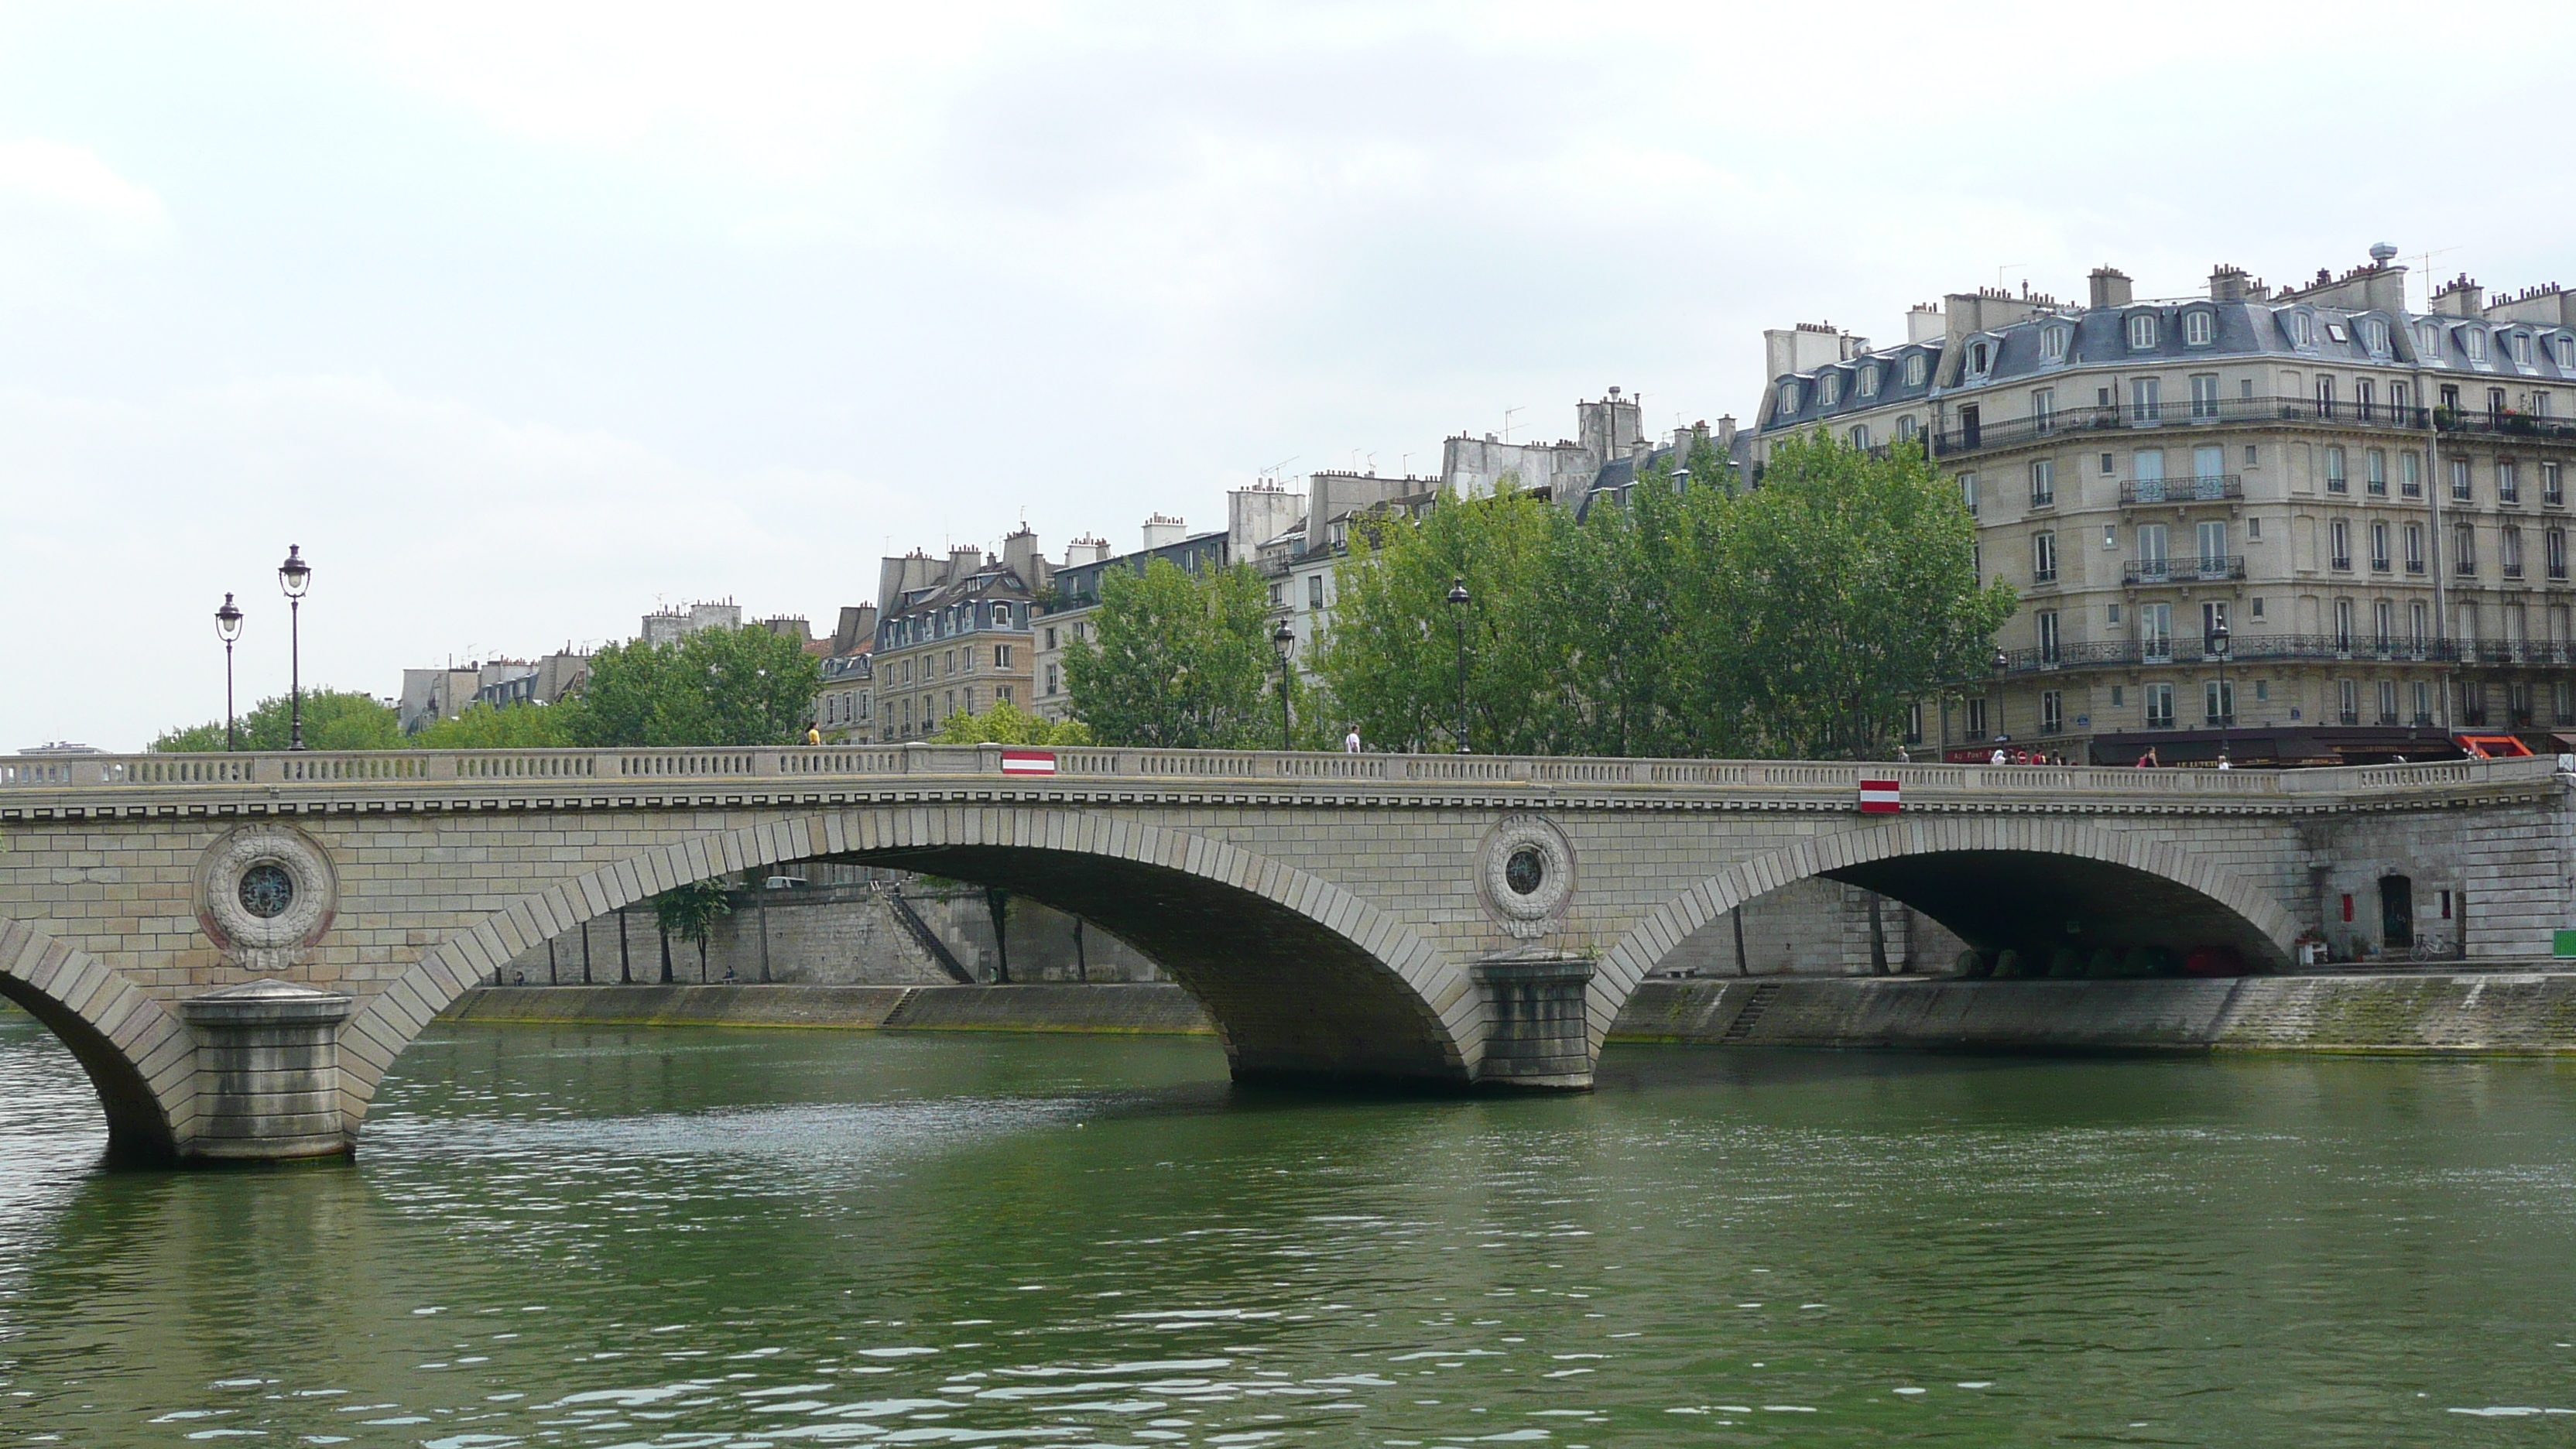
[5,1007,2576,1445]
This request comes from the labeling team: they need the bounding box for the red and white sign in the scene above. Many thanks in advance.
[1000,749,1058,776]
[1858,778,1901,814]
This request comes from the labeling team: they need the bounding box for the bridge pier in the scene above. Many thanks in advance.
[177,980,356,1162]
[1471,954,1597,1090]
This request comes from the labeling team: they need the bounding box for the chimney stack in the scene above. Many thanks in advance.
[2089,267,2133,310]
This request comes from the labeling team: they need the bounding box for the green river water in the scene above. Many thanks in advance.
[3,1009,2575,1446]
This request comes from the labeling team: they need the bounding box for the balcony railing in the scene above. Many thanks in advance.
[2436,409,2576,443]
[1932,396,2439,458]
[1989,634,2576,674]
[2124,555,2248,584]
[2120,474,2243,505]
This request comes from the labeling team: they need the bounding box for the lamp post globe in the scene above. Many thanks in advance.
[277,545,312,750]
[1271,619,1298,752]
[214,593,245,752]
[1447,578,1471,754]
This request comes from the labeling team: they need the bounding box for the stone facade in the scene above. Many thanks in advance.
[3,745,2570,1160]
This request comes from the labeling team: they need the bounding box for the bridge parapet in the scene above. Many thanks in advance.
[2,745,2561,811]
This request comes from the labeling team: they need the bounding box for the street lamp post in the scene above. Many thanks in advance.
[1447,578,1471,753]
[1271,618,1297,751]
[2207,617,2232,767]
[1990,647,2008,755]
[277,546,312,750]
[214,593,244,752]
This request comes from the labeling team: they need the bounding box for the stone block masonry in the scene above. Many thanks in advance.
[4,743,2571,1160]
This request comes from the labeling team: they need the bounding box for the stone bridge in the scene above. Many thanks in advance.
[2,745,2567,1163]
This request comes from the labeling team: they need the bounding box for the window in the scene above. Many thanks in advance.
[2357,378,2376,416]
[2489,385,2508,419]
[2466,328,2489,363]
[1849,424,1872,449]
[2553,528,2569,580]
[2503,526,2525,577]
[2112,685,2125,707]
[1820,372,1841,406]
[2362,317,2390,355]
[2107,602,2122,625]
[2190,374,2221,420]
[2184,310,2214,346]
[2130,376,2161,422]
[1904,354,1927,387]
[2041,690,2064,735]
[2246,444,2259,468]
[2329,519,2352,570]
[2378,680,2400,726]
[2412,680,2434,726]
[1777,382,1800,414]
[2452,458,2474,502]
[996,685,1013,706]
[1964,699,1986,738]
[2334,598,2355,649]
[2317,374,2337,416]
[2336,679,2358,726]
[1308,574,1324,608]
[2375,599,2394,650]
[1043,627,1057,650]
[2206,679,2236,726]
[2249,516,2263,540]
[2405,523,2426,574]
[2513,332,2534,368]
[2030,458,2056,507]
[2402,450,2423,498]
[2032,532,2057,584]
[2420,322,2444,358]
[2325,445,2348,492]
[1895,415,1918,442]
[2144,683,2175,728]
[2499,458,2521,504]
[2101,451,2116,474]
[1968,341,1990,375]
[2369,520,2391,571]
[2455,522,2478,575]
[1960,473,1978,516]
[2128,313,2158,349]
[994,644,1012,668]
[2036,609,2062,664]
[2197,519,2228,571]
[2290,311,2316,347]
[2366,448,2387,495]
[2549,461,2566,506]
[2032,387,2057,428]
[2140,601,2173,662]
[2251,598,2266,618]
[1045,663,1060,695]
[2041,326,2070,361]
[1858,366,1879,398]
[2561,336,2576,370]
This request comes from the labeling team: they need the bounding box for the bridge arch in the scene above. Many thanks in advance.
[0,918,194,1163]
[1590,817,2302,1039]
[339,807,1473,1132]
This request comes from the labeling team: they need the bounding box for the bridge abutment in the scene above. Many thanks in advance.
[176,981,357,1162]
[1471,954,1597,1090]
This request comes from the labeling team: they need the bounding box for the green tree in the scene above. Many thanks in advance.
[152,689,402,752]
[930,698,1096,746]
[1316,433,2013,759]
[573,626,820,747]
[409,701,583,749]
[651,879,734,983]
[1064,559,1322,748]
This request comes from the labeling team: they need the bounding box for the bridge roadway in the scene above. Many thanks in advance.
[2,744,2568,1163]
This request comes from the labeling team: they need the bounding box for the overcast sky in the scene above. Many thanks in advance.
[4,0,2568,750]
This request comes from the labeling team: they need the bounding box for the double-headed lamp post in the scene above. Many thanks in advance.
[2206,616,2232,766]
[1271,618,1298,751]
[1447,577,1471,754]
[214,593,244,752]
[277,545,312,750]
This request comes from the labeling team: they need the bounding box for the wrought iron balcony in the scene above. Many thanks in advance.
[2119,474,2243,505]
[2124,555,2248,584]
[1988,633,2536,675]
[1930,396,2437,458]
[2435,409,2576,443]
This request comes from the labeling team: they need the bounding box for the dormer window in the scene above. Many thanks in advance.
[2362,317,2390,355]
[2513,332,2535,368]
[2420,322,2444,358]
[1858,365,1880,398]
[2127,313,2157,349]
[1777,382,1800,414]
[2558,335,2576,370]
[2466,328,2489,363]
[2287,310,2316,348]
[1904,353,1927,387]
[1968,341,1991,375]
[1820,372,1841,406]
[2184,310,2214,346]
[2040,325,2070,361]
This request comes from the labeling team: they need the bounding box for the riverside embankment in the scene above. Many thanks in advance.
[442,971,2576,1053]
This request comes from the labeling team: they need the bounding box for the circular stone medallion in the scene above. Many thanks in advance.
[196,824,337,971]
[1477,814,1577,939]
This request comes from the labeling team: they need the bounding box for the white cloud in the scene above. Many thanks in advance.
[0,138,165,231]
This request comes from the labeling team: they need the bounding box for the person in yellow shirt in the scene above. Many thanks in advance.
[805,724,822,746]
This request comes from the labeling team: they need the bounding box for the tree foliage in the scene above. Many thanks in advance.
[571,626,821,748]
[930,699,1095,746]
[1063,559,1323,749]
[152,689,402,752]
[651,878,734,982]
[409,701,582,749]
[1317,433,2014,759]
